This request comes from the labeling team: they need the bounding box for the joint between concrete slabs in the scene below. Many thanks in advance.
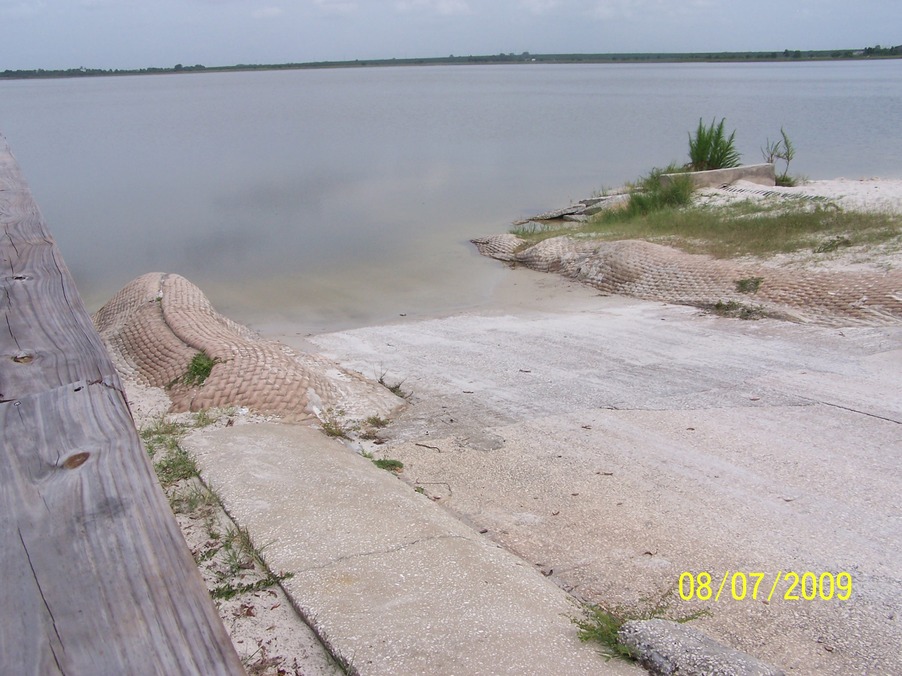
[805,398,902,425]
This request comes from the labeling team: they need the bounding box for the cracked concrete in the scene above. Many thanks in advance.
[305,268,902,675]
[183,422,642,675]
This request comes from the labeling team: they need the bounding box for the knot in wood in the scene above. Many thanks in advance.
[62,452,91,470]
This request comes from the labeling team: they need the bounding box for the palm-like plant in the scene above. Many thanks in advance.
[688,117,741,171]
[761,127,796,186]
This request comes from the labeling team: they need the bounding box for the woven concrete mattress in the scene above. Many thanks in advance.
[472,235,902,325]
[93,272,402,422]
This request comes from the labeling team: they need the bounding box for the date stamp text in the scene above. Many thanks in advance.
[678,571,852,602]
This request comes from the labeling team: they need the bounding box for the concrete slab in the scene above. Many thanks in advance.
[308,281,902,676]
[183,423,642,675]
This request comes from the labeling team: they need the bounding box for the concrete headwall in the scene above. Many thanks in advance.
[662,163,776,189]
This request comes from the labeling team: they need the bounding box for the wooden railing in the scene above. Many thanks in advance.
[0,135,244,674]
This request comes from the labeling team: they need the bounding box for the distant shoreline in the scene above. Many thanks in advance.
[4,47,901,81]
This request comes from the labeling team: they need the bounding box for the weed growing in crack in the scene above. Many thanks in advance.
[372,458,404,473]
[365,415,389,428]
[573,587,709,661]
[376,368,412,400]
[192,408,220,428]
[321,408,350,439]
[209,526,293,600]
[359,449,404,473]
[358,414,391,441]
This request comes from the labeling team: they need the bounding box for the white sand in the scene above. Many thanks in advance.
[696,177,902,213]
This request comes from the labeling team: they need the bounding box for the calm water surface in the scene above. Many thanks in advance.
[1,61,900,332]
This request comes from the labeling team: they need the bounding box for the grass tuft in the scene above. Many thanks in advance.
[574,605,638,660]
[373,458,404,472]
[183,352,219,387]
[365,415,389,428]
[688,117,741,171]
[622,165,695,217]
[574,587,710,661]
[708,300,769,320]
[154,445,199,487]
[814,235,853,253]
[734,276,763,294]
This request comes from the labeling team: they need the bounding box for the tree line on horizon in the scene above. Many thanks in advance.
[3,44,900,80]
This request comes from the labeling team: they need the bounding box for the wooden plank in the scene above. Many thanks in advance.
[0,134,244,674]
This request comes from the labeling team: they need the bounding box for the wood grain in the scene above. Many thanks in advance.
[0,134,244,674]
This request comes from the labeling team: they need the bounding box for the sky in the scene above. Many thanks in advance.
[1,0,900,71]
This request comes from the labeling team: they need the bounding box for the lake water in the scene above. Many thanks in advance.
[2,60,900,332]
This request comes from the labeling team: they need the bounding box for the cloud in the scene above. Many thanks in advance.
[589,0,715,21]
[0,0,45,17]
[590,0,641,20]
[517,0,560,14]
[251,5,283,18]
[314,0,358,14]
[394,0,471,16]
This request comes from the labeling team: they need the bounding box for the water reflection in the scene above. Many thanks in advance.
[2,61,900,331]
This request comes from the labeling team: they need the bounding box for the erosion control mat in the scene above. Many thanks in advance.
[93,272,402,421]
[472,236,902,325]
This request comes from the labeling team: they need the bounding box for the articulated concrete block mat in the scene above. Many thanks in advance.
[92,273,402,421]
[471,237,902,325]
[183,424,642,675]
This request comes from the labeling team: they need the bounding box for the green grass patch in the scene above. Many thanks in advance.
[183,351,219,387]
[140,418,186,457]
[373,458,404,472]
[513,198,901,260]
[154,446,199,487]
[622,165,695,218]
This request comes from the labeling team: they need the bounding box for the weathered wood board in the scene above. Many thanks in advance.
[0,134,244,674]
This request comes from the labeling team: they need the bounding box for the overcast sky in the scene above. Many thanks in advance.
[2,0,900,71]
